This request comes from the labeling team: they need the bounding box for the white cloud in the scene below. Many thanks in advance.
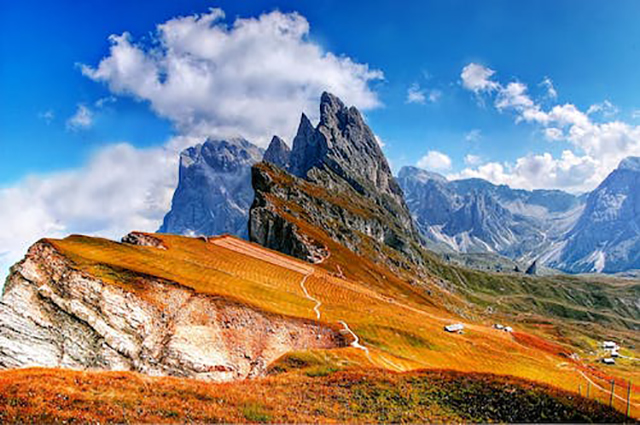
[417,150,452,171]
[428,89,442,103]
[81,8,383,146]
[0,137,200,285]
[464,154,482,166]
[460,63,499,94]
[495,81,535,112]
[406,84,441,105]
[450,151,599,192]
[631,109,640,119]
[464,129,482,142]
[38,110,55,125]
[0,8,384,284]
[95,96,117,108]
[540,77,557,99]
[66,104,94,130]
[459,62,640,192]
[406,83,426,104]
[587,99,618,118]
[544,127,564,141]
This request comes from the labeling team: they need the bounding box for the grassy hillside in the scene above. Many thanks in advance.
[0,367,629,423]
[35,232,639,417]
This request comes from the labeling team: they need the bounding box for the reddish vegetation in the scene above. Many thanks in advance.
[0,367,630,424]
[512,331,569,357]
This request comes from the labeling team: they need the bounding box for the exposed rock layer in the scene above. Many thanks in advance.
[0,240,342,381]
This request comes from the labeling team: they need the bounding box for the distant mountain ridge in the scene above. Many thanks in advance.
[397,166,583,261]
[399,159,640,274]
[157,99,640,275]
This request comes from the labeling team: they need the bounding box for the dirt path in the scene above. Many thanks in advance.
[299,271,322,320]
[338,320,371,359]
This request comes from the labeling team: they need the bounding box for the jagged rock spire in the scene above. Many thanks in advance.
[263,135,291,169]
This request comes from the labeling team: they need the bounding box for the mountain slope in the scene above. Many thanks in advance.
[158,138,263,238]
[547,157,640,273]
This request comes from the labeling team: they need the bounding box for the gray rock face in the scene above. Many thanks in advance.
[250,92,423,265]
[290,93,413,228]
[158,138,263,238]
[0,240,342,380]
[546,157,640,273]
[398,165,584,261]
[263,136,291,169]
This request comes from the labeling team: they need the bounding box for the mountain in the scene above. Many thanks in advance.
[544,157,640,273]
[263,135,291,169]
[158,138,263,238]
[398,165,584,263]
[250,92,423,266]
[1,93,638,421]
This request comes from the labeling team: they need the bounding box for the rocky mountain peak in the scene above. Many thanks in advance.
[159,138,263,238]
[250,93,424,265]
[293,93,407,213]
[263,135,291,169]
[398,166,448,184]
[617,156,640,172]
[551,156,640,272]
[289,113,322,177]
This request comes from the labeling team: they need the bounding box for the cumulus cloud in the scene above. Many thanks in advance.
[66,104,94,130]
[460,63,499,94]
[540,77,557,99]
[406,83,441,105]
[417,150,452,171]
[464,154,482,166]
[81,8,383,146]
[406,83,426,104]
[450,151,599,191]
[458,62,640,192]
[0,8,383,283]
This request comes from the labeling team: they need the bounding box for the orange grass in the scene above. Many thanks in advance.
[0,367,630,424]
[39,232,639,417]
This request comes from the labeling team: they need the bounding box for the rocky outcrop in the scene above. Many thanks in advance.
[263,136,291,169]
[121,231,167,249]
[249,93,424,266]
[0,240,343,381]
[158,138,263,239]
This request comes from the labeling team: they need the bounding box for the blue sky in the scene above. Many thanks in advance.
[2,0,640,279]
[3,0,640,184]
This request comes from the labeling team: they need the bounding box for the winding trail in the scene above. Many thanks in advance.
[338,320,371,360]
[299,272,322,320]
[298,247,373,364]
